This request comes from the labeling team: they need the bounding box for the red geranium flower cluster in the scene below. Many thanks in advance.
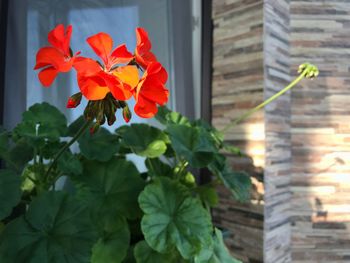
[34,24,169,124]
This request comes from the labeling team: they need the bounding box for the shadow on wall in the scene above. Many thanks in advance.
[290,58,350,262]
[289,1,350,260]
[212,118,265,263]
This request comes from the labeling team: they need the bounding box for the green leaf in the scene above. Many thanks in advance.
[209,154,251,202]
[0,170,21,220]
[123,246,137,263]
[195,186,219,208]
[192,119,224,149]
[134,241,177,263]
[13,103,68,142]
[156,106,191,126]
[222,144,243,156]
[195,228,241,263]
[78,127,119,162]
[8,139,34,171]
[138,177,212,259]
[117,124,168,158]
[0,137,34,172]
[67,116,85,137]
[166,124,217,168]
[41,140,65,159]
[145,158,173,178]
[75,158,145,220]
[0,191,97,263]
[92,216,130,263]
[57,150,82,176]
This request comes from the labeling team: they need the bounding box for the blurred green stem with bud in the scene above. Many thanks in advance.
[221,63,319,134]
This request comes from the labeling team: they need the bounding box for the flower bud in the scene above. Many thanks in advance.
[89,123,100,135]
[83,103,94,121]
[107,114,116,126]
[122,105,132,123]
[66,92,82,108]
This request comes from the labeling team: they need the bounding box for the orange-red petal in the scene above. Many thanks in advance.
[34,47,73,72]
[137,79,168,105]
[135,50,157,69]
[135,28,151,55]
[77,74,109,100]
[73,57,102,76]
[87,32,113,67]
[100,72,133,101]
[110,44,133,65]
[48,24,72,56]
[146,62,168,83]
[134,95,158,118]
[113,65,139,89]
[38,66,59,87]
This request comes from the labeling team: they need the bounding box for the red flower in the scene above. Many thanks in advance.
[73,32,139,101]
[134,28,157,69]
[134,62,169,118]
[34,24,79,87]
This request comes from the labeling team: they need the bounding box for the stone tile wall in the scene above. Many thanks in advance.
[211,0,350,262]
[290,1,350,262]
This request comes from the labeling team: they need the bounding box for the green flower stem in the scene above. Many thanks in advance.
[52,172,64,191]
[221,63,319,134]
[176,160,188,179]
[44,120,92,186]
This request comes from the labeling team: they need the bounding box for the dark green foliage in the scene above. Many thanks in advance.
[91,216,130,263]
[139,177,212,259]
[166,124,217,168]
[145,158,173,178]
[75,158,145,220]
[116,124,168,158]
[0,103,249,263]
[78,127,120,162]
[134,241,178,263]
[209,153,251,201]
[0,170,21,220]
[0,191,97,263]
[13,102,68,144]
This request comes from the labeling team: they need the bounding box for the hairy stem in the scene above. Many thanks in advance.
[221,71,307,134]
[44,120,92,186]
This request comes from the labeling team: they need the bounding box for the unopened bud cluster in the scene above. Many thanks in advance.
[83,93,132,133]
[298,63,319,79]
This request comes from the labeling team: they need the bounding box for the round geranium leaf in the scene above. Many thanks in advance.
[57,150,82,176]
[0,170,21,220]
[14,102,68,141]
[75,158,145,220]
[134,241,178,263]
[155,106,191,126]
[138,177,212,259]
[92,216,130,263]
[166,124,217,168]
[78,127,119,162]
[0,191,97,263]
[116,124,168,158]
